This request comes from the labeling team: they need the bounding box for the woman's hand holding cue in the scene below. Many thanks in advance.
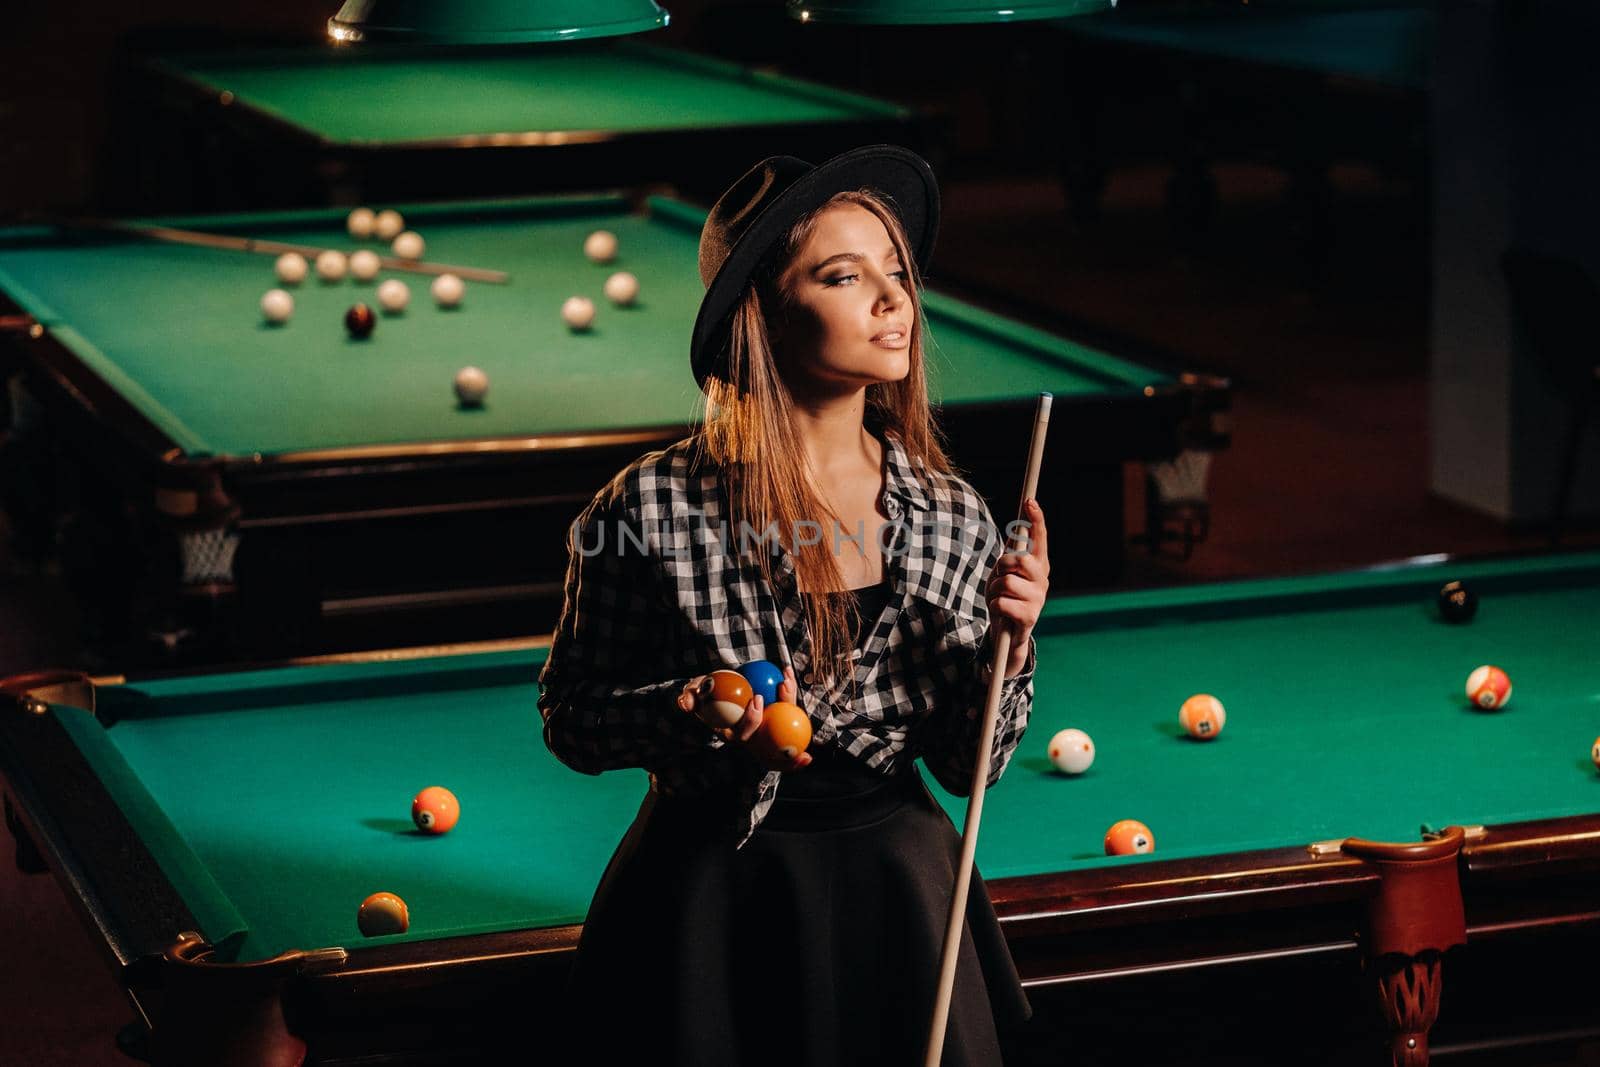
[985,499,1050,680]
[678,665,814,772]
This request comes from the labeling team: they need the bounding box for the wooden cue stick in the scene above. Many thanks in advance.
[69,220,509,284]
[923,391,1053,1067]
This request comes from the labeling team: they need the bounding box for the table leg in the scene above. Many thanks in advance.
[1341,826,1468,1067]
[1373,953,1446,1066]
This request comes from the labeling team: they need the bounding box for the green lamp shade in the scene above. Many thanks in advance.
[788,0,1116,23]
[329,0,670,44]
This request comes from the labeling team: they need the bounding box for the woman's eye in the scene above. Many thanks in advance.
[891,270,908,284]
[824,273,859,286]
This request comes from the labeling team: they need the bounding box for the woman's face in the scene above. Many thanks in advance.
[773,204,912,395]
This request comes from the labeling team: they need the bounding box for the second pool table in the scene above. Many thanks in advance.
[0,194,1226,662]
[120,38,937,210]
[4,550,1599,1065]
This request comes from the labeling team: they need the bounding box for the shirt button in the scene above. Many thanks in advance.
[801,671,813,685]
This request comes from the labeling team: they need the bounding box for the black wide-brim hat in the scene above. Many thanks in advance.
[691,144,940,390]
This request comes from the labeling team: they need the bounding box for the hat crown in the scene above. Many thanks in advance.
[698,155,812,288]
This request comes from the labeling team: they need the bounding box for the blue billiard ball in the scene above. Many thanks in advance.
[738,660,784,705]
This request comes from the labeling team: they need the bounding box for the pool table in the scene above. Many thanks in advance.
[0,195,1226,662]
[4,550,1599,1065]
[118,38,937,211]
[1052,5,1431,251]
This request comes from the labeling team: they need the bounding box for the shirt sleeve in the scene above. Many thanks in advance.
[538,485,721,776]
[919,496,1037,798]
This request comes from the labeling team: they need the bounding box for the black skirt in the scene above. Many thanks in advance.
[564,768,1031,1066]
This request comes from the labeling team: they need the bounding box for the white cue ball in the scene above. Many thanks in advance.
[260,288,294,324]
[274,252,308,285]
[391,231,425,261]
[454,366,489,407]
[1047,728,1095,775]
[602,271,639,307]
[583,230,618,264]
[376,278,411,314]
[347,208,376,240]
[561,296,596,331]
[374,209,405,241]
[349,249,382,282]
[314,250,348,283]
[431,273,465,308]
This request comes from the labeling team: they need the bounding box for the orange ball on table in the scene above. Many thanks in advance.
[702,670,754,728]
[1179,694,1226,740]
[1465,665,1511,711]
[1104,819,1155,856]
[357,892,410,937]
[752,701,812,763]
[412,786,459,834]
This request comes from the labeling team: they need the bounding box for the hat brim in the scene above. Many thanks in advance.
[690,144,940,389]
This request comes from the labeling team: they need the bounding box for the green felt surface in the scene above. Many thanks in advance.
[50,553,1600,961]
[1063,7,1433,90]
[0,196,1164,459]
[151,40,906,145]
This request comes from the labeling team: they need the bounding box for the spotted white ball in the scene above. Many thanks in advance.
[391,231,425,261]
[583,230,618,264]
[347,207,376,240]
[274,252,308,285]
[349,249,382,282]
[376,278,410,314]
[314,250,348,283]
[260,288,294,324]
[1047,728,1095,775]
[603,271,639,307]
[431,273,465,308]
[562,296,596,331]
[373,209,405,241]
[453,366,489,407]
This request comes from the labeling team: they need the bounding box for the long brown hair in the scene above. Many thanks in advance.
[697,189,956,693]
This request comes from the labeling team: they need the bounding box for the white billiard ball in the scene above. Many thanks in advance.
[391,231,425,261]
[315,250,348,283]
[561,296,596,331]
[583,230,618,264]
[431,273,465,308]
[347,208,376,240]
[374,209,405,241]
[274,252,308,285]
[376,278,410,314]
[454,366,489,407]
[603,271,639,307]
[1047,728,1095,775]
[260,288,294,324]
[349,249,382,282]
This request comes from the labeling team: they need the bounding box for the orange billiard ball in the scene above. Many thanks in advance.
[412,786,459,834]
[752,701,812,763]
[1105,819,1155,856]
[1465,665,1512,711]
[702,670,754,728]
[1179,694,1226,740]
[357,892,410,937]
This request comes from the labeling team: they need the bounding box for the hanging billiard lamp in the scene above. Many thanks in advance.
[787,0,1116,24]
[328,0,670,44]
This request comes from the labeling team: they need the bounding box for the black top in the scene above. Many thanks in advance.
[781,580,899,799]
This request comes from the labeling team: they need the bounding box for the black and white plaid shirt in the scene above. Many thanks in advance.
[538,431,1036,846]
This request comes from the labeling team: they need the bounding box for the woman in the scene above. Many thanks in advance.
[539,145,1049,1065]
